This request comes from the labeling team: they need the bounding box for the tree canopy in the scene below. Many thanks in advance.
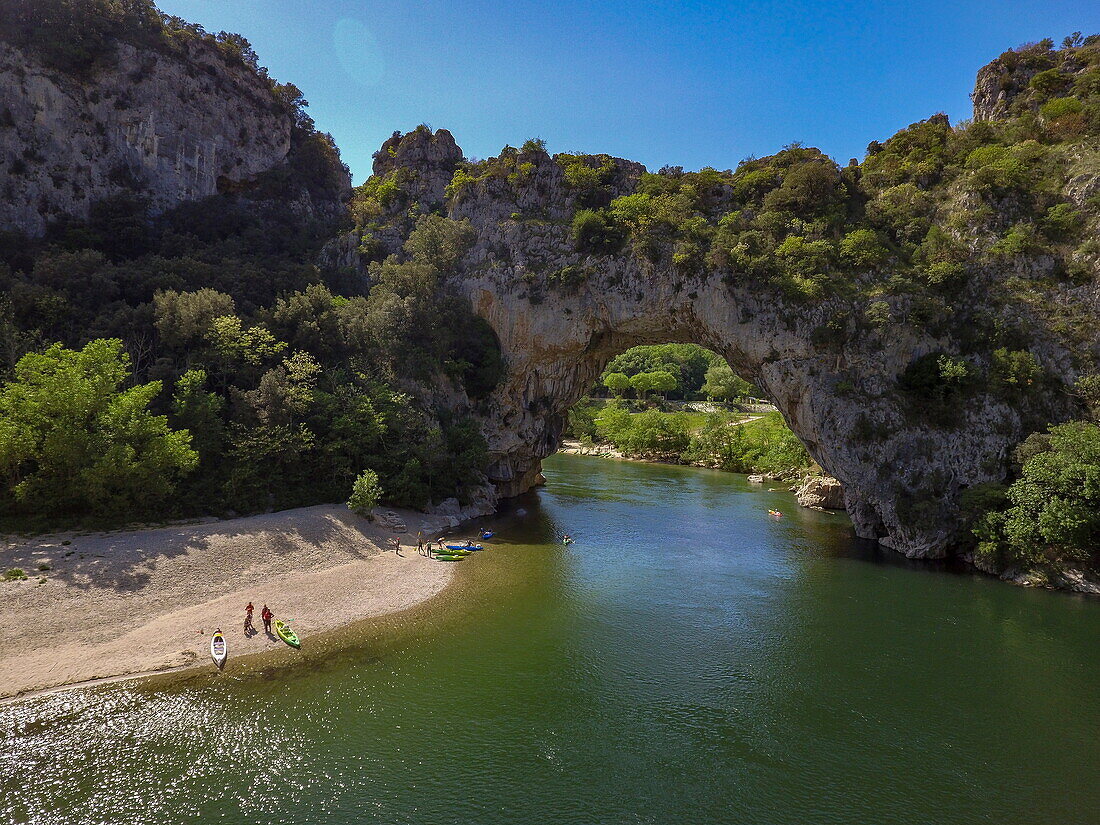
[973,421,1100,571]
[0,339,197,518]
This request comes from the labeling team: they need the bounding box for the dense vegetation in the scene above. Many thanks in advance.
[567,398,811,478]
[964,377,1100,579]
[593,344,758,401]
[0,202,502,525]
[0,6,502,527]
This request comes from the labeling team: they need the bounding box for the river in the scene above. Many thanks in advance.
[2,453,1098,824]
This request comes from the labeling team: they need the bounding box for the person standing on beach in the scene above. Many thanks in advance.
[244,602,255,634]
[261,604,273,633]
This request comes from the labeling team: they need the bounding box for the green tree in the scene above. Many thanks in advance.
[348,468,384,520]
[0,339,197,518]
[594,401,634,444]
[621,410,690,457]
[154,288,236,351]
[629,371,657,400]
[649,370,678,399]
[602,372,631,397]
[974,421,1100,569]
[403,214,475,271]
[701,363,754,401]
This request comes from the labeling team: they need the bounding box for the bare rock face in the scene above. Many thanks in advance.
[0,38,299,236]
[795,476,845,510]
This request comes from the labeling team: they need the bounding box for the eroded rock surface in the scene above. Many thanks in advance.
[0,38,309,235]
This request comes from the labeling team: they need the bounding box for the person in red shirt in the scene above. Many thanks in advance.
[261,604,273,633]
[244,602,255,634]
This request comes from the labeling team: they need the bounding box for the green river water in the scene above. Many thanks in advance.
[2,453,1098,824]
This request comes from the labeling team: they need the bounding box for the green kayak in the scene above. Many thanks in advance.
[274,619,300,648]
[434,554,465,561]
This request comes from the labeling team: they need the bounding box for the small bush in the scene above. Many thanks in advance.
[839,229,888,268]
[3,568,27,581]
[1042,203,1083,239]
[989,348,1041,392]
[348,469,383,520]
[1039,97,1084,121]
[1029,68,1070,96]
[898,352,973,407]
[571,209,625,255]
[865,300,891,328]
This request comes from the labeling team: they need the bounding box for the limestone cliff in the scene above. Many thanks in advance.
[0,31,346,235]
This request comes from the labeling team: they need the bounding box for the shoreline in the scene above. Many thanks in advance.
[0,503,483,702]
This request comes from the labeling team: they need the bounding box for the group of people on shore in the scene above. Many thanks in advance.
[415,533,448,555]
[414,532,489,555]
[243,601,274,635]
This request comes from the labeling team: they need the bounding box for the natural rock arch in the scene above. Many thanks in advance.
[457,261,1015,560]
[354,121,1086,562]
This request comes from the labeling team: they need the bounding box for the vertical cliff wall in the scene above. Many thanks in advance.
[0,36,300,235]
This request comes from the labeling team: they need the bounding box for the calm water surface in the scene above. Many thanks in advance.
[3,454,1098,824]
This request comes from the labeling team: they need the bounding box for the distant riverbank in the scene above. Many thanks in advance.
[0,504,475,700]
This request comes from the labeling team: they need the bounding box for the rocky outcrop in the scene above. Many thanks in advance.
[450,240,1072,558]
[795,476,845,510]
[425,488,500,529]
[0,37,306,235]
[372,126,463,210]
[972,37,1095,122]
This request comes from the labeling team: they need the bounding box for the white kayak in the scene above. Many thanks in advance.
[210,631,227,668]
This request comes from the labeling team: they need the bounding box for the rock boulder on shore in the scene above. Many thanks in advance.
[796,476,845,511]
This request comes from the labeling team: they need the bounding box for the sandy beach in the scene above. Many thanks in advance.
[0,504,470,700]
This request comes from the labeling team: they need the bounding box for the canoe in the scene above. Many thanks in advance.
[210,631,227,668]
[445,544,482,551]
[479,531,494,539]
[274,619,300,648]
[434,554,465,561]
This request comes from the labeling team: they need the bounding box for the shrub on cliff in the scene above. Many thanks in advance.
[557,154,619,208]
[0,0,163,76]
[571,209,625,255]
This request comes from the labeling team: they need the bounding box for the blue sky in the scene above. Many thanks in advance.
[158,1,1099,183]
